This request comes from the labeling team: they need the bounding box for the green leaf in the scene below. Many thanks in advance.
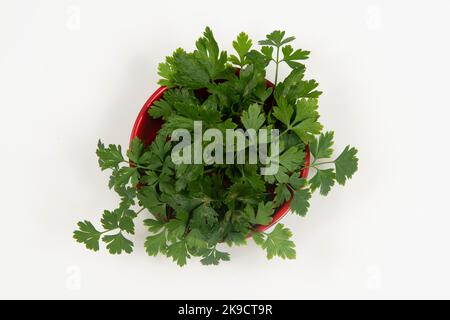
[145,231,167,256]
[150,88,199,120]
[175,164,204,192]
[261,46,273,60]
[254,86,273,103]
[116,185,137,208]
[111,167,139,189]
[310,131,334,160]
[167,241,190,267]
[144,219,165,233]
[280,36,296,46]
[280,132,303,151]
[255,202,274,225]
[275,68,322,103]
[291,188,311,217]
[161,193,202,215]
[282,45,310,69]
[138,186,166,216]
[334,146,359,185]
[139,171,159,186]
[289,175,306,190]
[158,48,210,89]
[243,172,266,193]
[73,221,101,252]
[191,205,219,228]
[274,166,290,184]
[291,118,323,144]
[293,98,319,124]
[200,248,230,266]
[272,97,294,127]
[96,140,124,171]
[186,229,208,249]
[166,214,187,241]
[102,233,134,254]
[244,203,273,225]
[229,32,252,67]
[241,103,265,130]
[118,208,137,235]
[149,99,173,119]
[252,232,265,246]
[127,137,144,164]
[257,224,296,260]
[258,30,294,47]
[279,147,305,171]
[194,27,229,80]
[224,232,247,247]
[309,169,335,196]
[274,184,291,207]
[150,135,172,161]
[101,210,119,230]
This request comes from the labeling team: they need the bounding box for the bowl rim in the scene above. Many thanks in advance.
[130,86,310,233]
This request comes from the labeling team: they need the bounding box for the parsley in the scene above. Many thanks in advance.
[74,27,359,266]
[253,224,296,260]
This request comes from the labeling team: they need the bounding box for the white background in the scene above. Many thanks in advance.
[1,0,449,300]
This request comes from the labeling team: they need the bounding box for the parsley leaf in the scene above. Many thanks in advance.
[102,233,134,255]
[138,186,166,217]
[73,221,102,252]
[279,147,305,172]
[310,131,334,160]
[145,231,167,256]
[167,240,190,267]
[273,96,323,143]
[282,45,310,69]
[101,210,119,230]
[275,68,322,103]
[97,140,124,171]
[274,184,291,207]
[194,27,229,81]
[258,31,295,47]
[191,204,219,229]
[200,248,231,266]
[307,133,359,195]
[335,146,359,185]
[261,46,274,61]
[229,32,253,67]
[143,219,165,233]
[309,169,335,196]
[186,229,208,249]
[241,103,265,130]
[254,224,296,259]
[272,96,293,127]
[291,188,311,217]
[245,203,274,225]
[158,48,210,89]
[127,137,144,164]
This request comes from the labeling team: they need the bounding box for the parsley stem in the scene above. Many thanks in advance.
[302,161,336,171]
[278,130,288,138]
[312,160,335,167]
[275,46,280,86]
[100,228,119,235]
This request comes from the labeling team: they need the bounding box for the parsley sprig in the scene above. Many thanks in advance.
[74,28,359,266]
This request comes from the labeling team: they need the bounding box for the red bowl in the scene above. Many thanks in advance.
[130,86,310,232]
